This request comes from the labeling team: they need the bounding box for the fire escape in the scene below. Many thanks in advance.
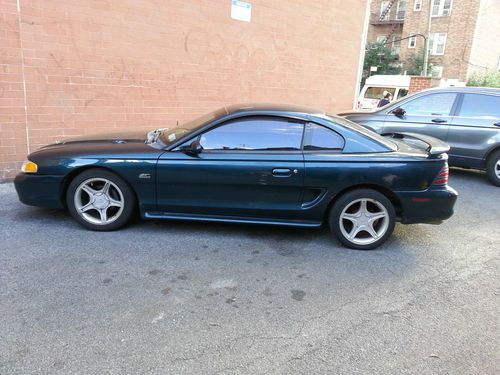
[371,0,405,53]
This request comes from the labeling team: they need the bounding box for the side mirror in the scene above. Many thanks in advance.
[391,107,406,118]
[183,140,203,156]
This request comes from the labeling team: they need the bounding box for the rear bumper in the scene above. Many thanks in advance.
[14,173,65,209]
[396,185,458,224]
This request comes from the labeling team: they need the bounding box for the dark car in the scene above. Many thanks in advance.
[15,104,458,250]
[341,87,500,186]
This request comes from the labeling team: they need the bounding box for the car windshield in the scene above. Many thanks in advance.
[158,107,228,146]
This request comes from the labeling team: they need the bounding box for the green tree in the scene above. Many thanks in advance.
[467,70,500,88]
[404,49,432,76]
[362,42,402,81]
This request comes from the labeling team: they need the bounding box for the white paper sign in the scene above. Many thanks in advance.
[231,0,252,22]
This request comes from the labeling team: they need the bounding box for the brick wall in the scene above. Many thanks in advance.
[408,76,433,94]
[0,0,368,180]
[397,0,481,80]
[0,0,29,180]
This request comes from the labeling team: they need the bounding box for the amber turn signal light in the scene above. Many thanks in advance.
[21,160,38,173]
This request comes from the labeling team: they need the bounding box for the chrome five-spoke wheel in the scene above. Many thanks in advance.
[330,189,396,250]
[339,198,389,246]
[67,169,135,231]
[74,178,124,225]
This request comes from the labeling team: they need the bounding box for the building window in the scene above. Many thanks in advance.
[431,0,453,17]
[396,0,407,20]
[432,65,444,78]
[376,35,387,43]
[408,34,417,48]
[414,0,422,11]
[392,36,401,55]
[380,1,391,21]
[429,33,447,55]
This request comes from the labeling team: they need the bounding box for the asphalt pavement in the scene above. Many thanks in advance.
[0,168,498,374]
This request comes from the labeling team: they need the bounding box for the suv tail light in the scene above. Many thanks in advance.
[432,163,449,186]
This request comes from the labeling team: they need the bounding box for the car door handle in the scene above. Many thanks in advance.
[494,122,500,127]
[432,118,447,123]
[272,168,293,177]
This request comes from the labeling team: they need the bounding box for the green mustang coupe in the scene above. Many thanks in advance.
[15,104,457,250]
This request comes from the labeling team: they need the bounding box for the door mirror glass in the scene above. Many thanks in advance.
[392,107,406,117]
[182,140,203,156]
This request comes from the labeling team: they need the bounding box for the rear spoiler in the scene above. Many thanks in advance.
[382,132,450,155]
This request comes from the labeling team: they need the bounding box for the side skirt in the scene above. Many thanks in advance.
[144,212,322,228]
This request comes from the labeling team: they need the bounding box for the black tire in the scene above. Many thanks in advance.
[486,150,500,187]
[66,169,136,231]
[329,189,396,250]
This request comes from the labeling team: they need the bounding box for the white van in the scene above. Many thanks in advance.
[357,75,411,111]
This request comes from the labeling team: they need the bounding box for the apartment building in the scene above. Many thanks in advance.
[367,0,500,81]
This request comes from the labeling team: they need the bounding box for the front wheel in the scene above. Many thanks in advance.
[66,169,136,231]
[329,189,395,250]
[486,150,500,187]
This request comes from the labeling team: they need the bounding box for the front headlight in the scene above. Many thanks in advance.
[21,160,38,173]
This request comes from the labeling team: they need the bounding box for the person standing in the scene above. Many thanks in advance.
[378,91,392,107]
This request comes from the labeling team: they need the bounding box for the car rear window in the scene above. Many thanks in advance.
[303,123,344,151]
[325,115,397,151]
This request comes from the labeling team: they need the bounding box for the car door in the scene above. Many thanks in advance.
[382,92,459,141]
[155,116,305,220]
[301,123,346,221]
[446,93,500,167]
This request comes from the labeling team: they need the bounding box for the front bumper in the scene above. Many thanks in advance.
[14,173,65,209]
[396,185,458,224]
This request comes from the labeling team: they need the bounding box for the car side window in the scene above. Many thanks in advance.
[458,94,500,119]
[199,116,304,151]
[400,93,457,116]
[303,123,344,151]
[365,87,396,99]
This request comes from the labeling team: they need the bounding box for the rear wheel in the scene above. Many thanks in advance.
[66,169,135,231]
[486,150,500,187]
[329,189,395,250]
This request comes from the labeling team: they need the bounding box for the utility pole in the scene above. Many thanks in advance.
[423,0,433,76]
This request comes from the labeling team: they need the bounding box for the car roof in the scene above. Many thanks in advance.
[214,103,396,152]
[223,103,326,116]
[417,86,500,95]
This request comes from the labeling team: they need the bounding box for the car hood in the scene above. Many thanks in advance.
[27,130,162,162]
[44,131,148,147]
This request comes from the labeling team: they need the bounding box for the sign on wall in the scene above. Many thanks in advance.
[231,0,252,22]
